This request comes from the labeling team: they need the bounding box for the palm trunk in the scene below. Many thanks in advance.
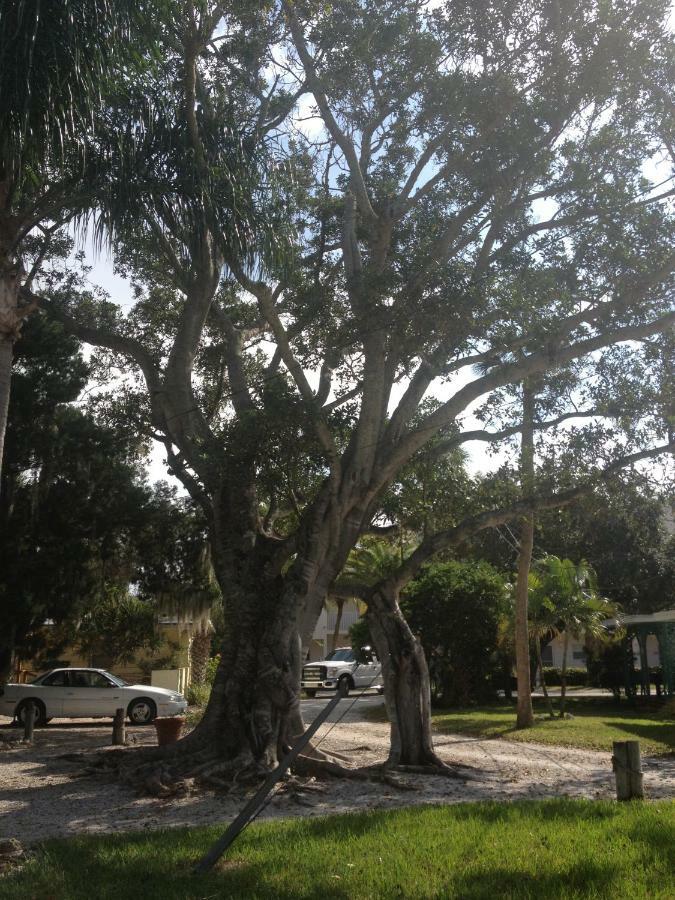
[515,380,536,729]
[535,639,554,718]
[189,626,212,685]
[559,630,570,717]
[366,583,443,768]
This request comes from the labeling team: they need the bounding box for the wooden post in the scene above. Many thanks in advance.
[23,701,35,742]
[612,741,643,800]
[112,708,126,746]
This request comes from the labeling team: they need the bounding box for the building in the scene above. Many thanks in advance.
[13,616,195,693]
[541,609,675,696]
[306,598,363,661]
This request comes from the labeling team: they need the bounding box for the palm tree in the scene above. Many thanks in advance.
[0,1,144,478]
[527,572,558,719]
[535,556,615,717]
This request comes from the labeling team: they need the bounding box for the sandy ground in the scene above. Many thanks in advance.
[1,699,673,846]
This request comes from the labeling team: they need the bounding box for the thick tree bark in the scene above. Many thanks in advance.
[331,597,344,651]
[515,380,536,729]
[366,584,443,768]
[0,257,21,479]
[0,334,12,478]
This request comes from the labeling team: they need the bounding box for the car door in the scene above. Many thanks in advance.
[357,650,380,688]
[63,670,123,717]
[35,670,66,718]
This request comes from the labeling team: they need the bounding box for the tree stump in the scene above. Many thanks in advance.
[612,740,643,800]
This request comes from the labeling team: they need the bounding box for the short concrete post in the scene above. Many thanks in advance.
[112,708,126,746]
[23,701,35,742]
[612,740,643,800]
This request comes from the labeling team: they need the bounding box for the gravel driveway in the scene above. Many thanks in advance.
[1,700,673,847]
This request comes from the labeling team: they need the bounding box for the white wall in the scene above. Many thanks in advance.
[542,632,662,671]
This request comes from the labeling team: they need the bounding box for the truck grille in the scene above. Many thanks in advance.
[302,666,327,682]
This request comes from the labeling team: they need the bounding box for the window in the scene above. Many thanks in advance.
[42,671,68,687]
[325,649,355,662]
[69,671,112,688]
[572,650,587,662]
[541,645,553,666]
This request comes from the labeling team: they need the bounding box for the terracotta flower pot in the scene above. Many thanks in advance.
[153,715,186,746]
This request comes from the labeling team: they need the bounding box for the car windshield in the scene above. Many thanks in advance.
[325,649,355,662]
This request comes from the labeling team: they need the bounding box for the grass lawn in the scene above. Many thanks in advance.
[2,799,673,899]
[429,698,675,756]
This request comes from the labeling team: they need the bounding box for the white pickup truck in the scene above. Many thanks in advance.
[301,646,384,697]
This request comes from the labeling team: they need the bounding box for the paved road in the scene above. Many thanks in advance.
[301,691,384,724]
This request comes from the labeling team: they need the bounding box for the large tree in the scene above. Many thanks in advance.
[24,0,675,788]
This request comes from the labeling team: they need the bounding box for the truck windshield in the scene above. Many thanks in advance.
[325,649,355,662]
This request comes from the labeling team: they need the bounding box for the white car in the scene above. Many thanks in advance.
[301,646,384,697]
[0,667,187,726]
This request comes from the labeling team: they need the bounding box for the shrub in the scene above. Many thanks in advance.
[204,654,220,685]
[186,681,211,707]
[402,561,510,707]
[541,667,588,687]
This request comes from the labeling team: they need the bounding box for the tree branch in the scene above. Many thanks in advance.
[389,439,675,592]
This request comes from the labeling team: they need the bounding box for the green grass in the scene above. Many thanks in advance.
[2,800,673,899]
[429,698,675,756]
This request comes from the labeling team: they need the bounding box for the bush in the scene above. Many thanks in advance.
[402,560,510,707]
[541,667,588,687]
[186,681,211,707]
[204,654,220,685]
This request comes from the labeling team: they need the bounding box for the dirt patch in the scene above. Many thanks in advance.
[0,711,672,846]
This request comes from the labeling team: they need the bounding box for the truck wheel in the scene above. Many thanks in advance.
[338,675,351,697]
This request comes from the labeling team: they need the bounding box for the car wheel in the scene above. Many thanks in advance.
[304,689,317,698]
[16,700,47,727]
[376,686,384,695]
[127,698,157,725]
[337,675,351,697]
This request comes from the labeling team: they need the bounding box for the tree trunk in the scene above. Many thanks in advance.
[559,630,570,717]
[366,584,443,768]
[331,598,344,651]
[0,245,24,481]
[515,380,536,729]
[535,639,555,718]
[0,625,16,685]
[0,334,12,479]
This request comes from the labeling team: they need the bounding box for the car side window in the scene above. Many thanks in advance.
[42,671,67,687]
[89,672,113,688]
[70,671,91,688]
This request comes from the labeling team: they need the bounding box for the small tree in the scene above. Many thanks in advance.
[535,557,616,716]
[402,561,509,707]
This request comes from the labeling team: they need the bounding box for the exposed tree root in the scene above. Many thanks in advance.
[63,725,479,797]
